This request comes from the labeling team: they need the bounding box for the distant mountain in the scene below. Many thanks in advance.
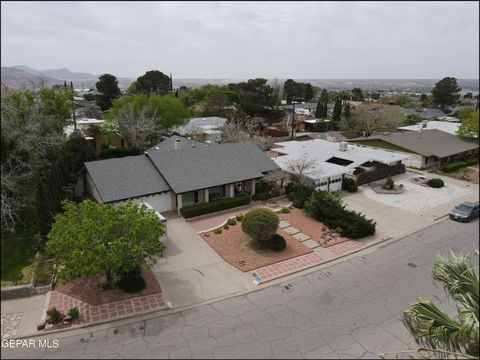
[1,67,63,90]
[13,65,98,81]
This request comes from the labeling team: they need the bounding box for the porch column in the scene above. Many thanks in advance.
[204,188,209,203]
[176,194,183,215]
[250,179,256,196]
[229,184,235,198]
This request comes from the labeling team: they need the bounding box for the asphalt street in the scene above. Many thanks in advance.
[2,218,478,359]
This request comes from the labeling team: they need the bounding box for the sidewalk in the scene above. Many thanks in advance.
[1,294,46,339]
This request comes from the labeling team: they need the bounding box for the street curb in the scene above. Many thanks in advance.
[5,217,448,341]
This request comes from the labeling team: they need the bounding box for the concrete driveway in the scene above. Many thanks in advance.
[152,217,254,308]
[341,190,432,240]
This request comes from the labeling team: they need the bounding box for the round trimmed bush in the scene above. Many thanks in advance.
[265,234,286,252]
[117,268,146,293]
[236,213,244,221]
[242,208,279,243]
[227,218,237,226]
[281,207,290,213]
[383,176,394,190]
[214,228,222,234]
[223,224,229,230]
[427,178,444,188]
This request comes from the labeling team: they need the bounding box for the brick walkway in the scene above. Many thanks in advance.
[249,252,324,284]
[47,291,167,325]
[326,240,366,256]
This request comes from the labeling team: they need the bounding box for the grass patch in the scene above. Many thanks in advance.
[1,207,37,285]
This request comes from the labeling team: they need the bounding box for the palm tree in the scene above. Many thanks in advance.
[401,251,479,358]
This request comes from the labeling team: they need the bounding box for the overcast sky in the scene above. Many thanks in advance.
[1,1,479,79]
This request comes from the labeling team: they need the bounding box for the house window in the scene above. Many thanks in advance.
[235,181,244,194]
[208,186,225,201]
[182,191,196,206]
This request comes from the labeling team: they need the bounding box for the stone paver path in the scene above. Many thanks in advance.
[47,291,167,326]
[284,226,300,235]
[302,239,320,249]
[279,220,291,229]
[1,313,23,339]
[327,240,366,255]
[249,253,324,284]
[293,232,310,241]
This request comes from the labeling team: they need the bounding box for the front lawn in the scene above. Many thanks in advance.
[200,219,312,272]
[1,208,38,285]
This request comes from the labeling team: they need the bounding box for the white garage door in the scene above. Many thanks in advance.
[142,192,172,213]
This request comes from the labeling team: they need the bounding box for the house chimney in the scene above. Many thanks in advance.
[174,138,182,150]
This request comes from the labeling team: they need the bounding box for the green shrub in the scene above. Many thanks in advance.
[242,208,279,243]
[427,178,445,188]
[46,307,63,324]
[236,213,244,221]
[67,307,79,320]
[180,195,250,218]
[281,207,290,213]
[440,158,479,173]
[343,178,358,192]
[117,268,146,293]
[265,234,287,252]
[305,191,376,239]
[285,181,315,208]
[223,224,229,230]
[382,176,394,190]
[252,188,280,201]
[227,218,237,226]
[214,228,222,234]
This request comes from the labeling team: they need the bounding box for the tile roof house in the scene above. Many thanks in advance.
[84,137,279,214]
[350,129,479,169]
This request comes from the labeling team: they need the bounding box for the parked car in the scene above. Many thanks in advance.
[449,202,480,222]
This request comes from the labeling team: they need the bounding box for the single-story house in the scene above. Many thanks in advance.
[307,131,361,142]
[270,138,410,190]
[397,121,460,136]
[350,129,479,169]
[84,137,279,214]
[173,116,227,142]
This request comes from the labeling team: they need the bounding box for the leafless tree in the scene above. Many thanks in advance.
[285,155,317,183]
[109,103,158,150]
[1,156,32,231]
[220,118,272,150]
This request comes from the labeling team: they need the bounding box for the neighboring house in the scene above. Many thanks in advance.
[84,137,279,214]
[307,131,361,142]
[173,116,227,142]
[350,129,479,169]
[398,107,446,120]
[271,138,409,190]
[397,121,460,136]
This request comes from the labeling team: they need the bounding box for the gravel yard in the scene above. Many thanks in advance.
[361,173,472,214]
[201,221,312,272]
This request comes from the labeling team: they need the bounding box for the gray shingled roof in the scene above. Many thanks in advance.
[85,156,171,203]
[147,142,280,194]
[354,129,479,158]
[399,107,446,119]
[146,135,208,153]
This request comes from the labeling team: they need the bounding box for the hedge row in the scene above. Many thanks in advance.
[252,188,280,201]
[180,194,250,219]
[440,158,479,173]
[304,191,376,239]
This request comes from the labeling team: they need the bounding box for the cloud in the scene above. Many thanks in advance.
[1,1,478,78]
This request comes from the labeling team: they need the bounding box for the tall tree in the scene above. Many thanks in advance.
[105,94,189,145]
[95,74,121,111]
[432,77,461,108]
[304,83,314,102]
[229,78,277,119]
[401,251,479,359]
[132,70,172,95]
[457,110,479,140]
[351,87,364,102]
[46,200,166,288]
[315,89,329,119]
[332,97,343,121]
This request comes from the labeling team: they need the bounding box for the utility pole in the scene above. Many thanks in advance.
[291,101,296,140]
[70,81,76,131]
